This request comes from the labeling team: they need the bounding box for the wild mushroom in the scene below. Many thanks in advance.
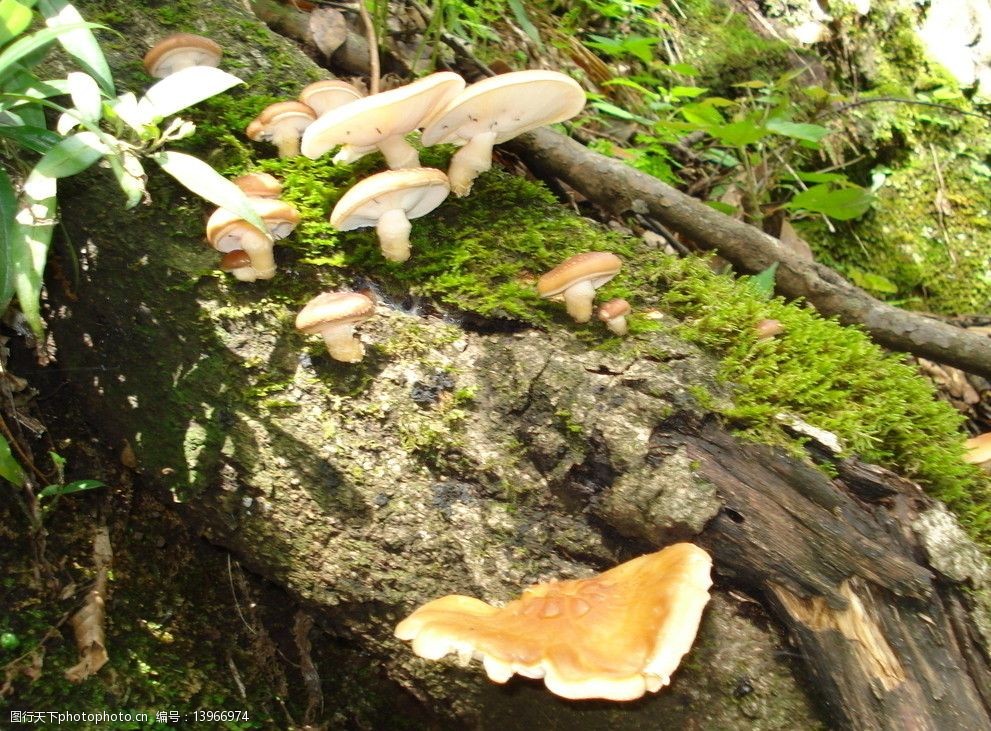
[232,172,283,199]
[755,318,785,340]
[295,292,376,363]
[246,102,317,158]
[206,198,300,280]
[395,543,713,701]
[298,79,364,116]
[537,252,622,323]
[598,298,631,336]
[218,250,259,282]
[965,433,991,466]
[300,72,465,169]
[330,168,449,263]
[421,70,586,196]
[143,33,222,78]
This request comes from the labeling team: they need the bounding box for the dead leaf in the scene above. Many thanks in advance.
[65,527,112,683]
[778,219,815,262]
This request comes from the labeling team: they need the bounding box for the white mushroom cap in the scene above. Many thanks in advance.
[330,168,450,262]
[246,102,317,158]
[143,33,222,78]
[538,252,622,323]
[300,72,466,168]
[298,79,364,116]
[296,291,376,363]
[421,70,586,195]
[206,198,300,279]
[965,433,991,466]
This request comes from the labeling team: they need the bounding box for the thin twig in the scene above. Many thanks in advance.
[357,0,380,93]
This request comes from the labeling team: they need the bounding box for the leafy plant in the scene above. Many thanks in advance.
[0,0,269,335]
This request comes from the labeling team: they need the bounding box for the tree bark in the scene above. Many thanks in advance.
[47,1,991,727]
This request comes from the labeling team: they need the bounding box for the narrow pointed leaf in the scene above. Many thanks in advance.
[136,66,243,123]
[0,166,17,311]
[0,20,99,81]
[0,0,34,47]
[0,122,59,152]
[151,151,270,236]
[37,478,104,499]
[66,70,101,123]
[37,0,113,95]
[0,434,25,485]
[107,150,145,208]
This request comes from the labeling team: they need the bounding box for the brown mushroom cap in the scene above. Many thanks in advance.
[232,173,283,198]
[598,298,631,321]
[537,252,623,298]
[298,79,364,116]
[421,70,586,147]
[246,101,316,143]
[395,543,713,701]
[300,72,465,162]
[965,433,991,465]
[206,198,300,252]
[295,292,375,335]
[219,250,252,271]
[143,33,222,78]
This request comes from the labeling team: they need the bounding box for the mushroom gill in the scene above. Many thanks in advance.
[395,543,713,701]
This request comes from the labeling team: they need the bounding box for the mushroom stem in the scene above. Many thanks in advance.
[604,315,628,336]
[273,127,302,158]
[239,228,277,279]
[376,208,413,262]
[562,280,598,323]
[378,135,421,169]
[448,130,497,197]
[321,323,365,362]
[230,265,260,282]
[333,143,376,165]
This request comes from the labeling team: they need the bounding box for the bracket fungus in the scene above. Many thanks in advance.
[206,198,300,280]
[421,70,586,196]
[300,72,465,168]
[298,79,364,116]
[538,252,623,323]
[246,102,317,158]
[295,292,376,363]
[330,168,450,262]
[143,33,222,78]
[395,543,713,701]
[598,298,632,336]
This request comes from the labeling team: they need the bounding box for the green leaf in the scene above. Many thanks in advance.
[765,117,831,143]
[783,170,850,184]
[679,102,724,126]
[151,151,270,236]
[732,80,768,89]
[136,66,243,123]
[705,200,737,215]
[589,99,653,124]
[30,129,106,179]
[66,69,101,123]
[107,149,145,208]
[0,20,98,81]
[709,119,768,147]
[37,478,104,499]
[37,0,113,95]
[0,166,16,312]
[786,184,873,220]
[507,0,542,49]
[669,85,708,98]
[848,267,898,294]
[744,261,778,299]
[0,0,35,47]
[0,122,58,152]
[0,433,24,485]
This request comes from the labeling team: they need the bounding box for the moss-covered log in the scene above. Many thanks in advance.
[36,0,991,727]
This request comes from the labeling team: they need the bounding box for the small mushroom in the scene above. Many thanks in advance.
[300,72,465,168]
[537,252,623,323]
[143,33,222,78]
[964,433,991,467]
[296,292,376,363]
[330,168,450,263]
[298,79,364,116]
[246,102,317,158]
[206,198,300,280]
[232,172,282,199]
[395,543,712,701]
[421,70,586,196]
[598,298,631,336]
[218,250,259,282]
[755,318,784,340]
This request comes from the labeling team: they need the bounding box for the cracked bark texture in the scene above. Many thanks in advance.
[44,1,991,727]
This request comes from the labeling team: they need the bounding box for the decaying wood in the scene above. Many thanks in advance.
[510,128,991,379]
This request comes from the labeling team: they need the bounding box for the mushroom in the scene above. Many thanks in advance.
[143,33,222,79]
[295,292,376,363]
[232,172,282,199]
[218,250,259,282]
[330,168,450,263]
[298,79,364,116]
[246,102,317,158]
[395,543,713,701]
[300,72,465,169]
[755,318,785,340]
[421,70,586,196]
[964,433,991,466]
[598,298,631,336]
[206,198,300,280]
[537,252,623,323]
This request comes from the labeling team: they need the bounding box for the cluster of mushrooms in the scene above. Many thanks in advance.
[144,33,710,701]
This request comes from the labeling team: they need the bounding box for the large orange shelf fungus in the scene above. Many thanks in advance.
[395,543,713,701]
